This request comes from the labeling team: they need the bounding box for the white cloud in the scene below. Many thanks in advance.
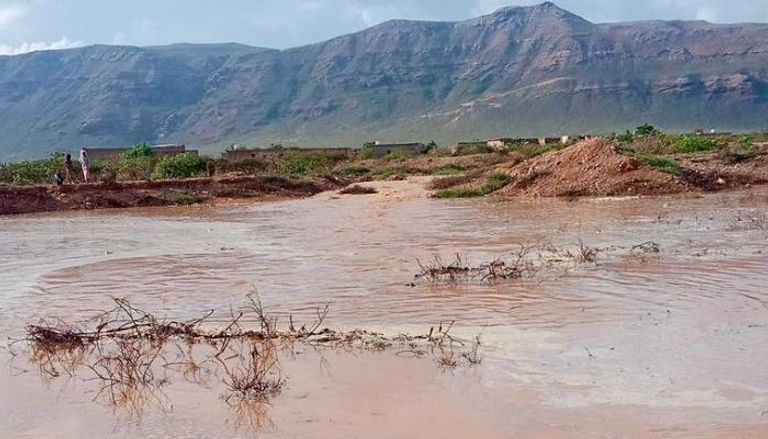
[1,1,768,51]
[0,4,25,29]
[0,37,84,56]
[695,6,718,22]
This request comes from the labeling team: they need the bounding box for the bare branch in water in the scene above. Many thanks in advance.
[21,296,484,419]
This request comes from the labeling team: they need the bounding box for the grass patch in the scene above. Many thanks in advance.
[480,173,512,194]
[383,150,416,161]
[338,166,371,177]
[272,151,337,176]
[433,172,511,199]
[450,143,494,156]
[431,164,465,176]
[152,154,205,180]
[670,135,720,154]
[517,144,565,159]
[428,175,473,190]
[173,194,200,205]
[719,135,759,164]
[633,154,683,176]
[0,154,65,185]
[434,187,484,198]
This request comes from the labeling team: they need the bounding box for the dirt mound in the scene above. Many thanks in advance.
[496,139,689,197]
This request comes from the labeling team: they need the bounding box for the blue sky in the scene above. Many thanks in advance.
[2,0,768,55]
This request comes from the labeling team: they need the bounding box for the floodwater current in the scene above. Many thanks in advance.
[1,178,767,438]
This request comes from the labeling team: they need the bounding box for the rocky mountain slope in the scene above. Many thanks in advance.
[2,2,768,159]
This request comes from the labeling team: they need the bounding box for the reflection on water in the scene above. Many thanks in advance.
[1,184,768,437]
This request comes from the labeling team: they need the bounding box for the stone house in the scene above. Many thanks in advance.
[363,142,429,158]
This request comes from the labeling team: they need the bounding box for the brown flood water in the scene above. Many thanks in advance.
[1,178,768,438]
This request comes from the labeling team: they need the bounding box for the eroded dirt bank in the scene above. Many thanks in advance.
[0,175,343,215]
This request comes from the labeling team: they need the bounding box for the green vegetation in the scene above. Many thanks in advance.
[616,124,659,144]
[634,124,658,136]
[339,166,371,177]
[173,194,200,205]
[152,154,206,180]
[518,143,565,159]
[449,143,493,156]
[339,184,378,195]
[431,164,464,176]
[360,143,376,160]
[738,135,756,152]
[434,187,484,198]
[669,135,719,154]
[215,158,268,175]
[719,135,759,164]
[434,172,511,199]
[121,143,153,160]
[481,173,512,193]
[428,175,473,190]
[632,153,683,176]
[383,150,415,161]
[117,156,156,180]
[273,151,334,176]
[0,153,65,185]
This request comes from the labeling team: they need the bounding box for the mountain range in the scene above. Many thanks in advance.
[2,2,768,160]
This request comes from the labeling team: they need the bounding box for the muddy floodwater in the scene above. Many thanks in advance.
[1,179,768,438]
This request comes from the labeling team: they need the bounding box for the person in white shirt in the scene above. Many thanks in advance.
[79,148,90,183]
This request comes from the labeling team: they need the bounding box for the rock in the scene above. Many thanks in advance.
[717,177,726,185]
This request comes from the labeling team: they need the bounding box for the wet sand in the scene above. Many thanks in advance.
[1,178,768,437]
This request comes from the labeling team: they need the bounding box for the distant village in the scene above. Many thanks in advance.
[85,129,736,164]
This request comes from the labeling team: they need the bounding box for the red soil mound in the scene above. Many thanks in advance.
[496,139,689,197]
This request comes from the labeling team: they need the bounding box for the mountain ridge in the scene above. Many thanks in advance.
[2,2,768,160]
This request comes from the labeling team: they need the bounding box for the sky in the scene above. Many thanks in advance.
[2,0,768,55]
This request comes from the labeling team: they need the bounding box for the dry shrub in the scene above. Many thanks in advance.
[339,184,378,195]
[228,400,276,432]
[428,174,472,190]
[414,241,602,285]
[415,246,538,285]
[21,295,483,421]
[221,341,284,404]
[727,212,768,234]
[460,335,482,366]
[630,241,661,262]
[574,239,599,264]
[88,338,168,408]
[437,349,458,368]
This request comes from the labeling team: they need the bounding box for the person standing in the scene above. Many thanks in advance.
[79,148,90,183]
[64,153,79,184]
